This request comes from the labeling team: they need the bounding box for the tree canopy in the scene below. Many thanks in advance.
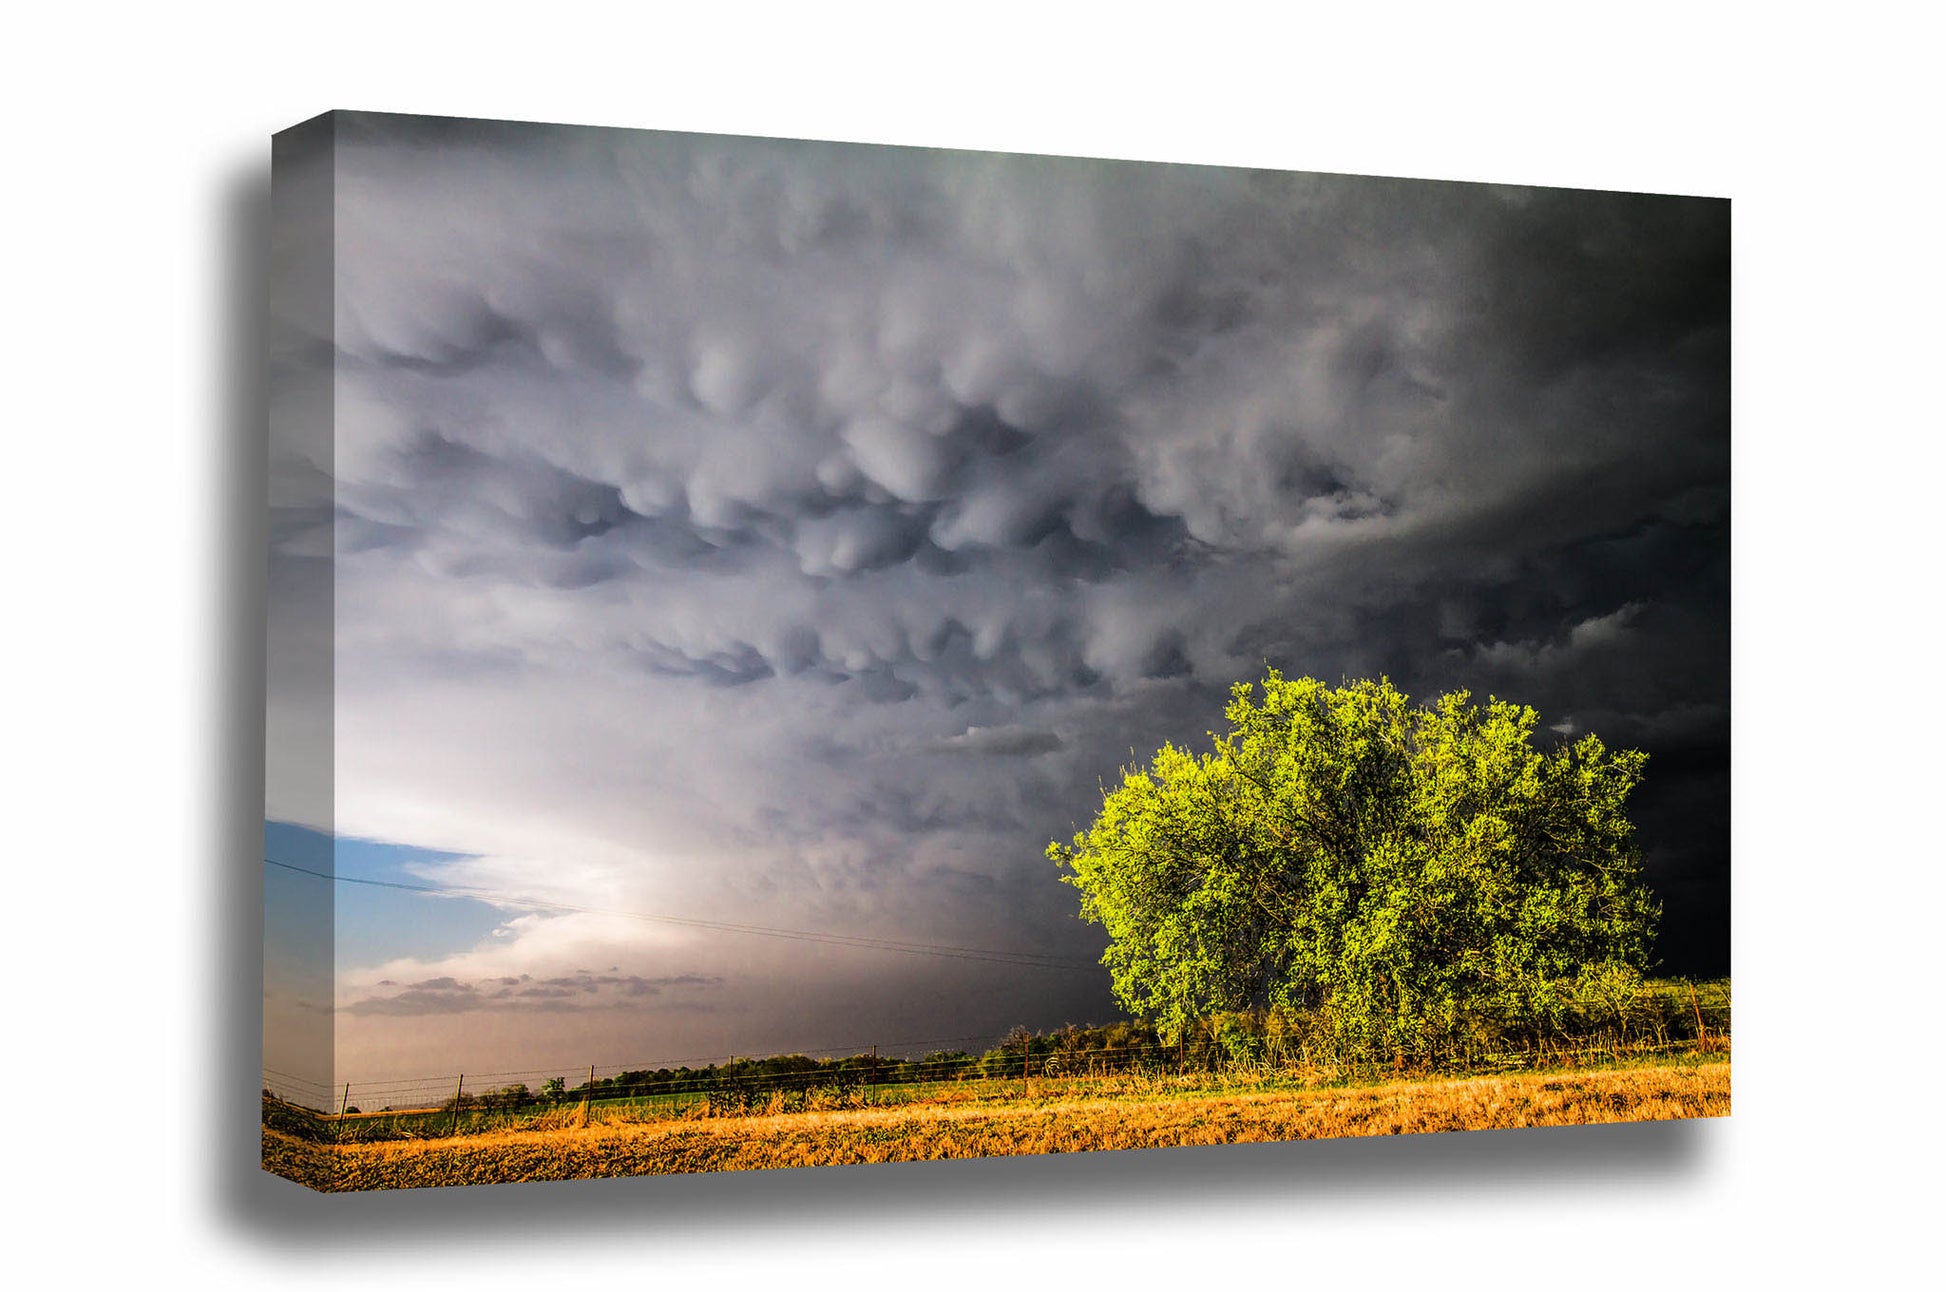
[1048,672,1659,1062]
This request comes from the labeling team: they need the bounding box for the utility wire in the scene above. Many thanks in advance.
[264,857,1099,970]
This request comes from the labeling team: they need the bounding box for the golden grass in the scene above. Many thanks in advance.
[262,1058,1735,1190]
[264,1059,1728,1192]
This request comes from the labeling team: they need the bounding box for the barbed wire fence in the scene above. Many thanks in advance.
[262,993,1732,1144]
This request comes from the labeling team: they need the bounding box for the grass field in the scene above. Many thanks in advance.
[263,1055,1729,1191]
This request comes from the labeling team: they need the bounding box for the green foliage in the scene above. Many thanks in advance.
[441,1083,538,1113]
[1049,672,1660,1064]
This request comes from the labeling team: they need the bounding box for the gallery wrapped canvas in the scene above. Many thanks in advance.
[264,111,1729,1192]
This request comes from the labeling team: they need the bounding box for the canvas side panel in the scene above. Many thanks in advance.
[264,113,336,1123]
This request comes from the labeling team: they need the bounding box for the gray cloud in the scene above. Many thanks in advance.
[918,725,1066,758]
[343,972,725,1018]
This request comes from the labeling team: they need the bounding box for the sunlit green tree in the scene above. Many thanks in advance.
[1049,672,1659,1062]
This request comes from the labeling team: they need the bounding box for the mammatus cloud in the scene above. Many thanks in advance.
[270,115,1728,1077]
[919,725,1066,758]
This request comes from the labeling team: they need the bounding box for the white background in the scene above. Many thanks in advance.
[3,3,1937,1285]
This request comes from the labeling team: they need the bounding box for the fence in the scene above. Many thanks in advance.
[262,982,1732,1143]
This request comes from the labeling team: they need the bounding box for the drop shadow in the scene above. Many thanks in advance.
[232,1114,1717,1250]
[207,148,276,1236]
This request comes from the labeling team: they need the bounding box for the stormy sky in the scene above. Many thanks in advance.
[268,112,1727,1089]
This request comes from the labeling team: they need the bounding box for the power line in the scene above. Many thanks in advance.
[264,857,1100,970]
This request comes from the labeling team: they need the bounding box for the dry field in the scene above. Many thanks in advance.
[264,1059,1728,1191]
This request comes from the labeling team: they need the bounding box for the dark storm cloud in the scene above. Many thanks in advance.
[312,109,1729,1072]
[919,725,1066,758]
[343,972,725,1017]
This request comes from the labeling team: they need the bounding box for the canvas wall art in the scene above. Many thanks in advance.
[263,111,1730,1192]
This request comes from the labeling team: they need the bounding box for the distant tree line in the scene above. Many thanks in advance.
[433,1050,973,1113]
[423,976,1728,1117]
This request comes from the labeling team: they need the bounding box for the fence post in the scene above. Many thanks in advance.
[451,1075,464,1137]
[339,1082,350,1118]
[1689,981,1707,1048]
